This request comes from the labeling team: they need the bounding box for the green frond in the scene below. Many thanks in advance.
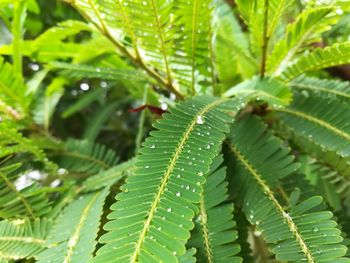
[174,0,213,93]
[291,76,350,102]
[0,20,92,62]
[0,56,29,119]
[91,96,245,262]
[51,62,149,82]
[188,155,241,262]
[224,76,292,108]
[54,139,119,174]
[0,218,52,260]
[0,164,52,219]
[37,188,109,263]
[0,122,57,171]
[267,7,336,75]
[82,158,135,192]
[281,42,350,80]
[227,115,348,262]
[274,94,350,162]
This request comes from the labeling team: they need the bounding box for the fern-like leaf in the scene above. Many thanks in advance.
[0,164,52,219]
[37,188,109,263]
[82,158,135,192]
[91,96,245,262]
[188,155,241,262]
[291,76,350,102]
[267,7,336,75]
[227,115,348,262]
[281,42,350,80]
[0,218,52,260]
[274,94,350,160]
[0,56,29,119]
[54,139,119,174]
[224,76,292,108]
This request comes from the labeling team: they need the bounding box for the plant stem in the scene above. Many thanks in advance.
[260,0,269,78]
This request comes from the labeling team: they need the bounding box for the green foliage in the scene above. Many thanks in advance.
[1,0,350,262]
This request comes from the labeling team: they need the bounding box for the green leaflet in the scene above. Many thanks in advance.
[177,248,197,263]
[82,158,136,193]
[227,115,348,262]
[267,7,336,75]
[281,42,350,80]
[0,218,52,260]
[37,188,109,263]
[0,56,29,119]
[91,96,245,262]
[291,76,350,102]
[274,94,350,159]
[224,76,292,108]
[188,155,241,262]
[54,138,119,174]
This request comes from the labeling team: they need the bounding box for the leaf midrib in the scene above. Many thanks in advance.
[229,144,315,262]
[63,192,100,263]
[275,107,350,141]
[131,99,226,262]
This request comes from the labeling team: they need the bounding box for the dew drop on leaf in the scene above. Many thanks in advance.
[196,116,204,124]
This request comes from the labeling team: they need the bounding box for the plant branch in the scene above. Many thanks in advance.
[260,0,269,78]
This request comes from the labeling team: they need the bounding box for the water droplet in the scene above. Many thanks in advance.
[192,189,195,192]
[179,224,183,227]
[176,192,181,197]
[167,208,172,212]
[176,174,181,178]
[80,82,90,91]
[96,68,101,72]
[145,165,150,169]
[196,116,204,124]
[161,216,165,220]
[198,171,203,176]
[186,185,190,190]
[173,252,177,255]
[157,227,162,231]
[150,144,155,149]
[142,1,147,5]
[313,227,319,233]
[206,145,211,149]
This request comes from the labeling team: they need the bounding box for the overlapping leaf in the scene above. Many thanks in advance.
[0,218,52,260]
[227,115,348,262]
[188,155,241,262]
[91,96,245,262]
[37,188,109,263]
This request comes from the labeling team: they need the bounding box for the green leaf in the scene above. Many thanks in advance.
[224,76,292,108]
[281,42,350,80]
[267,7,336,75]
[37,188,109,263]
[82,158,136,193]
[0,164,52,219]
[0,56,30,119]
[91,96,246,262]
[227,115,348,262]
[188,155,241,262]
[0,218,52,260]
[274,94,350,159]
[54,139,119,174]
[290,76,350,102]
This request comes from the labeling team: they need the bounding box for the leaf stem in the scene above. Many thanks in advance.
[260,0,269,78]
